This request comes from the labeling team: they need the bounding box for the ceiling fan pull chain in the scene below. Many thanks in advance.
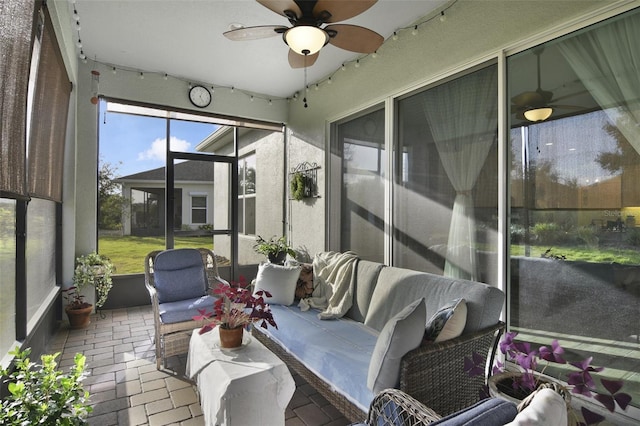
[303,54,309,108]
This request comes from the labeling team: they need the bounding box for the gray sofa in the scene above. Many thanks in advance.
[252,255,505,422]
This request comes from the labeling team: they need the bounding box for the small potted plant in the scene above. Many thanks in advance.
[0,347,92,424]
[253,235,296,265]
[64,251,115,328]
[194,279,277,348]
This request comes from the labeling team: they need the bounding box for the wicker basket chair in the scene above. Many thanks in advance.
[365,388,442,425]
[144,248,228,369]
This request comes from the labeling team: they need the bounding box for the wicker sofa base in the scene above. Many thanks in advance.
[252,329,368,423]
[253,322,504,422]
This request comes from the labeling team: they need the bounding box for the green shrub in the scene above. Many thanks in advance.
[531,222,567,245]
[574,225,599,248]
[510,224,526,244]
[1,347,92,425]
[626,228,640,247]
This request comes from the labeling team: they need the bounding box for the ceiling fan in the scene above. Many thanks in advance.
[511,48,582,122]
[223,0,384,68]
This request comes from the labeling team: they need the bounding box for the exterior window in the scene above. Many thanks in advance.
[238,154,256,235]
[395,65,498,282]
[508,10,639,409]
[191,195,207,224]
[0,199,16,358]
[330,108,385,262]
[99,101,219,273]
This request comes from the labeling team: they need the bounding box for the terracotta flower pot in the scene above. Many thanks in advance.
[65,304,93,329]
[219,326,244,348]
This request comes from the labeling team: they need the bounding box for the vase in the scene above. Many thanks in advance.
[488,371,571,407]
[219,326,244,348]
[268,252,287,265]
[65,304,93,329]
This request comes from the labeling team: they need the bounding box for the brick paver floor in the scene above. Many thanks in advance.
[49,305,352,426]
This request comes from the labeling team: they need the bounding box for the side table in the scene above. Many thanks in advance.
[186,327,295,426]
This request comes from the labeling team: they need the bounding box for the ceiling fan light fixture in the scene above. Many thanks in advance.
[284,26,328,55]
[524,107,553,122]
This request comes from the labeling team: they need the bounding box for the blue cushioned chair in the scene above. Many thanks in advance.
[145,248,228,369]
[362,388,517,426]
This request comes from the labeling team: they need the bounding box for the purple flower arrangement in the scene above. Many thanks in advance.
[465,331,633,425]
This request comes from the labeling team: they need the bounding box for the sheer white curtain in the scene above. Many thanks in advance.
[421,67,498,280]
[557,15,640,154]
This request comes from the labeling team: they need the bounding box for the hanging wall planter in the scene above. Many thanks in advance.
[289,162,320,201]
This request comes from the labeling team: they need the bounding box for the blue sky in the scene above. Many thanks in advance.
[99,100,219,178]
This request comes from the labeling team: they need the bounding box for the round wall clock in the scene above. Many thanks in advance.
[189,85,211,108]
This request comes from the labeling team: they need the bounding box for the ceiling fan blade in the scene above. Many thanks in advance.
[288,49,319,68]
[257,0,302,19]
[223,25,287,41]
[313,0,377,23]
[511,91,545,107]
[325,24,382,53]
[550,104,583,110]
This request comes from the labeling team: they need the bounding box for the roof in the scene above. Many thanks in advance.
[115,160,215,183]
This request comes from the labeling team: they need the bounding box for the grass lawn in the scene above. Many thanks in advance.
[99,235,213,274]
[510,244,640,264]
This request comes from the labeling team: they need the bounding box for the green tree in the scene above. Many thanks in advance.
[98,160,126,230]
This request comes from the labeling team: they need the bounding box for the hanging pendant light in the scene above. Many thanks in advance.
[524,107,553,122]
[284,26,328,55]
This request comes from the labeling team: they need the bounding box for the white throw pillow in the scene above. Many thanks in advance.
[367,298,427,394]
[253,263,301,305]
[424,298,467,342]
[504,388,567,426]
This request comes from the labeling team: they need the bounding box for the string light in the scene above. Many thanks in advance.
[300,2,457,93]
[69,0,457,106]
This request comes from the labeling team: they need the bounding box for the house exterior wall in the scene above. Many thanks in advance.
[118,181,214,235]
[213,130,287,266]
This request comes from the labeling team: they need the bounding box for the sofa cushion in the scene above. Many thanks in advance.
[430,398,517,425]
[154,249,208,303]
[254,305,378,412]
[159,294,215,324]
[254,263,301,305]
[424,298,467,342]
[346,260,386,322]
[367,298,426,394]
[364,267,504,333]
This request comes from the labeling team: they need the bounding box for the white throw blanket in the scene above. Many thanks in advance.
[298,251,359,320]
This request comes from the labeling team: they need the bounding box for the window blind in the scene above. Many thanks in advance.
[0,0,36,199]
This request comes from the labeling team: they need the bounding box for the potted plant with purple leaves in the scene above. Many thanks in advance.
[193,278,277,348]
[464,331,633,425]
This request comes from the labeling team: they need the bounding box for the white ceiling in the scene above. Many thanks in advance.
[71,0,449,99]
